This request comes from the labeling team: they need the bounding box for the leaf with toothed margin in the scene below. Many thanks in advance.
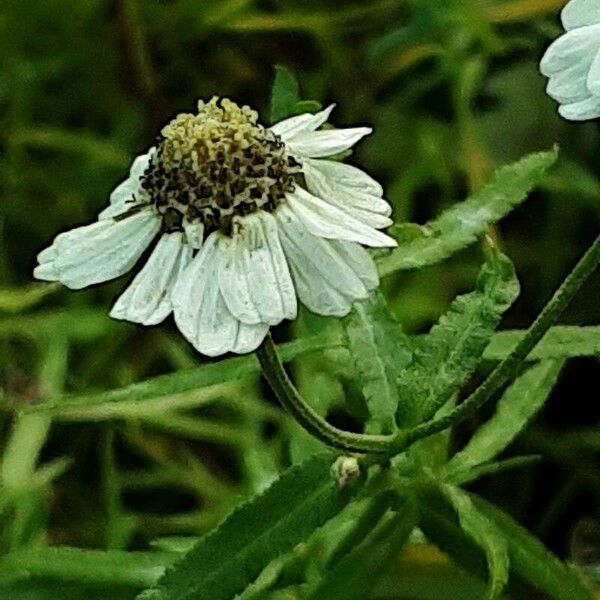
[396,248,520,427]
[377,149,558,277]
[136,453,354,600]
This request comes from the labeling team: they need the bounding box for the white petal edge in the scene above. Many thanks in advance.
[276,210,370,316]
[285,187,397,248]
[562,0,600,30]
[110,232,193,326]
[558,94,600,119]
[221,213,296,326]
[34,210,161,289]
[98,150,153,220]
[587,46,600,95]
[172,233,268,356]
[305,158,384,197]
[287,127,372,158]
[303,161,393,228]
[269,105,335,141]
[540,25,600,77]
[183,218,205,250]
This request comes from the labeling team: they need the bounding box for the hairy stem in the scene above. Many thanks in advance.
[258,233,600,455]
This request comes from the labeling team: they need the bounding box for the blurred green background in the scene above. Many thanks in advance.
[0,0,598,584]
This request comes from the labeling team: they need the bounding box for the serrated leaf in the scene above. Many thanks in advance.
[445,360,564,476]
[344,293,412,433]
[306,496,417,600]
[483,326,600,361]
[397,248,519,425]
[377,149,558,277]
[474,497,594,600]
[138,453,352,600]
[269,65,301,123]
[441,485,509,600]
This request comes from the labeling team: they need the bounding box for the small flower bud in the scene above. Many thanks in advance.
[331,456,360,488]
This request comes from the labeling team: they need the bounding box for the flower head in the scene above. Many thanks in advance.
[540,0,600,121]
[34,97,396,356]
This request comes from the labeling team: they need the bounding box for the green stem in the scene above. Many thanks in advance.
[397,232,600,450]
[258,234,600,455]
[257,334,389,453]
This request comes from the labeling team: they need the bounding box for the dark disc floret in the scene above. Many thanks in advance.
[139,97,302,236]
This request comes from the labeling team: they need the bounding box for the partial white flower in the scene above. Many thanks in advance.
[540,0,600,120]
[34,97,396,356]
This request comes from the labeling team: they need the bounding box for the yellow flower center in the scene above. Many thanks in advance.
[141,97,301,236]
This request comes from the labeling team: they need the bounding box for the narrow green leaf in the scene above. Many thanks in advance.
[441,485,509,600]
[445,455,541,486]
[306,496,417,600]
[0,547,173,588]
[483,326,600,361]
[24,333,342,421]
[138,453,352,600]
[398,248,519,425]
[474,497,594,600]
[0,283,59,313]
[0,308,117,342]
[377,149,558,276]
[344,293,412,433]
[445,360,564,476]
[269,65,301,123]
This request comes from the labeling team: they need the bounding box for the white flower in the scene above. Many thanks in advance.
[540,0,600,121]
[34,98,396,356]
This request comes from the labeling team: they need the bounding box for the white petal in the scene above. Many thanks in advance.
[172,233,265,356]
[33,262,59,281]
[559,94,600,119]
[562,0,600,30]
[183,218,205,249]
[34,211,160,289]
[328,240,379,291]
[269,105,335,140]
[303,160,393,228]
[587,47,600,94]
[284,188,397,248]
[98,151,153,220]
[232,321,270,354]
[172,232,220,343]
[228,213,297,325]
[546,61,592,103]
[218,235,262,325]
[194,271,239,357]
[110,232,193,326]
[305,158,384,197]
[540,26,600,76]
[277,211,369,316]
[287,127,372,158]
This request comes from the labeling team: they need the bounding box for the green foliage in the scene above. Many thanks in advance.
[344,293,411,433]
[0,1,598,598]
[445,360,564,477]
[397,248,519,425]
[441,484,509,600]
[0,547,172,588]
[140,453,352,600]
[474,498,594,600]
[377,149,558,277]
[305,496,417,600]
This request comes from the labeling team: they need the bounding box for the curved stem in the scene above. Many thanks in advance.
[256,334,390,453]
[258,233,600,455]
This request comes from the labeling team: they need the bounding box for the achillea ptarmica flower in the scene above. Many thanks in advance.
[540,0,600,121]
[34,98,396,356]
